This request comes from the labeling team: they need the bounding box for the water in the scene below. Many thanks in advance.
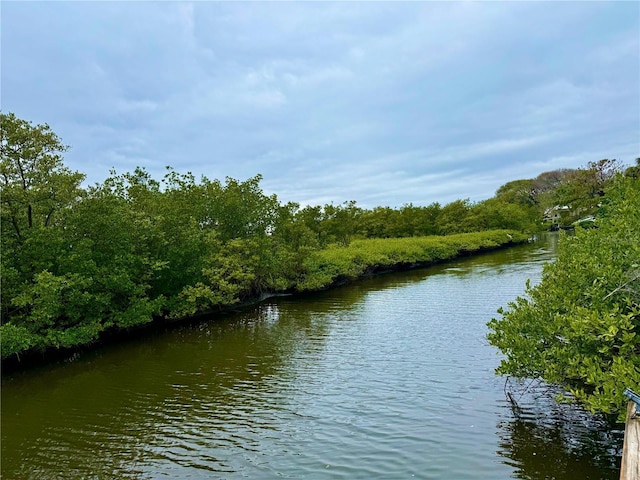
[1,234,623,479]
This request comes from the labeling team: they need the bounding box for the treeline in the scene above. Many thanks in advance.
[294,157,637,239]
[0,112,629,362]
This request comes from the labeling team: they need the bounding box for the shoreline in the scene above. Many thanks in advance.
[1,231,529,374]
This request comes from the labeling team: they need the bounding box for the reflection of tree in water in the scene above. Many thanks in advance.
[496,381,623,480]
[1,298,343,478]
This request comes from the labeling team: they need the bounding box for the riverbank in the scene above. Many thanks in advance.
[297,230,529,291]
[1,229,529,373]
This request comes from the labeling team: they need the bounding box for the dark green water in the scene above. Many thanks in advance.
[1,235,623,479]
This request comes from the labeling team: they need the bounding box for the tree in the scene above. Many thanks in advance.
[625,158,640,179]
[467,197,537,232]
[532,169,574,198]
[1,113,86,329]
[1,112,84,241]
[437,199,472,234]
[358,206,396,238]
[495,178,536,206]
[533,169,578,218]
[320,201,361,246]
[198,174,280,241]
[487,174,640,420]
[551,159,620,212]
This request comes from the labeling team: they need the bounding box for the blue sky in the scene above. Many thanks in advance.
[2,1,639,208]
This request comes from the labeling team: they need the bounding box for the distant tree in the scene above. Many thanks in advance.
[358,206,395,238]
[321,200,362,246]
[532,169,576,212]
[467,197,537,232]
[495,179,536,206]
[200,174,280,241]
[625,158,640,179]
[296,205,326,244]
[398,203,441,237]
[552,159,620,211]
[437,199,472,234]
[532,169,574,197]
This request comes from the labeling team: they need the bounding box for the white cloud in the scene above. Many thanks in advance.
[116,99,159,114]
[242,90,287,109]
[591,32,639,64]
[2,1,638,209]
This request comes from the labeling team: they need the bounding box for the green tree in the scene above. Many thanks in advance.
[320,201,362,246]
[625,158,640,179]
[551,160,620,213]
[199,174,280,241]
[358,206,396,238]
[487,174,640,420]
[1,112,84,241]
[532,169,574,205]
[270,202,320,280]
[495,178,536,206]
[467,197,537,232]
[437,199,472,234]
[1,112,86,334]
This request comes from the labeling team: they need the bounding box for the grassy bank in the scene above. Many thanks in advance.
[298,230,529,291]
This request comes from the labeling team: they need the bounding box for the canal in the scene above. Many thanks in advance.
[1,234,622,479]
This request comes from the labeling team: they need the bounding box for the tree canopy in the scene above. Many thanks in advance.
[1,113,84,240]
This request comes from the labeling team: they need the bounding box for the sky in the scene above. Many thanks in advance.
[2,1,639,209]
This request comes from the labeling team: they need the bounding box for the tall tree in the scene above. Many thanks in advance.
[1,112,85,242]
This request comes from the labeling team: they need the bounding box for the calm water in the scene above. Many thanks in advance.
[1,235,623,479]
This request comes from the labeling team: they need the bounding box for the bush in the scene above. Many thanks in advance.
[298,230,526,291]
[487,175,640,420]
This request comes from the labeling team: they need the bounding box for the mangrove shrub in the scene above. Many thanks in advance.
[487,175,640,420]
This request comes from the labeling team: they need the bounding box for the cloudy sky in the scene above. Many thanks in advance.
[2,2,639,208]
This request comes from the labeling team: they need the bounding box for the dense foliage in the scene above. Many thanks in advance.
[487,175,640,420]
[0,112,628,369]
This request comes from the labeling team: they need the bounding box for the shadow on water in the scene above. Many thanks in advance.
[496,395,623,480]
